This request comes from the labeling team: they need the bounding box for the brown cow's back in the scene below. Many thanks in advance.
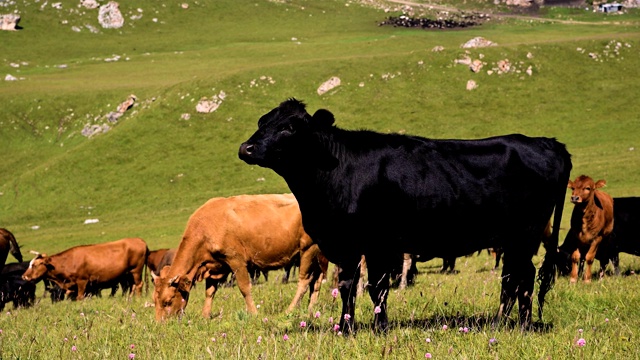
[26,237,148,299]
[155,194,326,320]
[147,248,170,275]
[0,228,23,274]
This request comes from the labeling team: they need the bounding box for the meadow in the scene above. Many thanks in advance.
[1,0,640,358]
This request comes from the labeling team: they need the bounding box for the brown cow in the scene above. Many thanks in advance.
[153,194,327,321]
[562,175,614,283]
[147,248,177,277]
[0,228,23,273]
[22,237,148,300]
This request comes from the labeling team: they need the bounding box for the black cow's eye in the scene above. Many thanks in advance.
[279,124,294,134]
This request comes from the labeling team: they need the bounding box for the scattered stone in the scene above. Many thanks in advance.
[466,80,478,90]
[196,91,225,113]
[181,3,189,9]
[462,37,496,48]
[526,66,533,76]
[4,74,18,81]
[454,55,472,66]
[470,59,483,72]
[317,76,341,95]
[497,59,511,72]
[81,0,99,9]
[1,14,21,31]
[98,1,124,29]
[117,94,136,113]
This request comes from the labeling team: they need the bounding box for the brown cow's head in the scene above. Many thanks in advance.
[153,266,192,321]
[22,253,52,282]
[567,175,606,205]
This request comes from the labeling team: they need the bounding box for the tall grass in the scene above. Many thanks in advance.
[1,0,640,358]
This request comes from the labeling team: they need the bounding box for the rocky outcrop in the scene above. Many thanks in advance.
[461,37,496,49]
[317,77,341,95]
[1,14,20,31]
[98,2,124,29]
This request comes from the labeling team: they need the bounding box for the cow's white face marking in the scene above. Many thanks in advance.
[28,257,36,269]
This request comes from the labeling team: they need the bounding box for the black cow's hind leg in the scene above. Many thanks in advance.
[496,252,535,329]
[338,256,361,334]
[365,255,391,333]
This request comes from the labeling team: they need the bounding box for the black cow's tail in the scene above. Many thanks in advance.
[8,230,23,263]
[144,246,150,295]
[537,148,571,321]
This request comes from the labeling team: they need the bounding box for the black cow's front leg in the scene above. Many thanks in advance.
[337,257,361,334]
[365,254,391,333]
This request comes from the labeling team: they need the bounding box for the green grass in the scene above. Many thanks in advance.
[1,0,640,358]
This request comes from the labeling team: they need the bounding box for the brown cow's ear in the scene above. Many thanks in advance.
[177,276,192,292]
[595,180,607,188]
[567,180,573,189]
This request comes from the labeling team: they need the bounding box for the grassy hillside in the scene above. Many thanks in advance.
[2,0,640,358]
[2,0,639,253]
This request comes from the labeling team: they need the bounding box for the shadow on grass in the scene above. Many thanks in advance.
[305,315,553,334]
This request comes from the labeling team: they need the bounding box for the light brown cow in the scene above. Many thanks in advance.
[563,175,614,283]
[22,237,148,300]
[153,194,327,321]
[1,228,23,273]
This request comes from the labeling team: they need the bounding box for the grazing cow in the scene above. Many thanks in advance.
[22,237,148,300]
[559,175,614,283]
[153,194,328,321]
[1,262,36,310]
[147,248,172,276]
[0,228,23,273]
[239,98,571,332]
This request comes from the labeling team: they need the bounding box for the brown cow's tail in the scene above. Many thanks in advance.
[537,150,571,322]
[8,230,23,263]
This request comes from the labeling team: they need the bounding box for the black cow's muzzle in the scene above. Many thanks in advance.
[238,143,257,164]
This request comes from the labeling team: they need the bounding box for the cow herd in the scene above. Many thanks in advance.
[2,98,639,334]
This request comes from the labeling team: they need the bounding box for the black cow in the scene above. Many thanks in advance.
[239,99,571,333]
[603,197,640,273]
[1,262,36,311]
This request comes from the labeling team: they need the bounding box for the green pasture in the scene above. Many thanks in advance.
[1,0,640,358]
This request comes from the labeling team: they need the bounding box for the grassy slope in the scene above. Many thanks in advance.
[1,0,640,357]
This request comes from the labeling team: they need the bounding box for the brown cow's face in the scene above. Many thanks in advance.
[568,175,606,204]
[153,267,191,321]
[22,254,50,282]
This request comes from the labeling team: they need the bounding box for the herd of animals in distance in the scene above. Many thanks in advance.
[2,99,639,333]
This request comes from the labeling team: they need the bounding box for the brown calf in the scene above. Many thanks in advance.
[563,175,614,283]
[22,237,148,299]
[153,194,327,321]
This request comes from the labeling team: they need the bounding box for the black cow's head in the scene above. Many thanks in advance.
[239,98,337,173]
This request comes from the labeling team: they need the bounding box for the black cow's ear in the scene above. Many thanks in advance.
[311,109,335,129]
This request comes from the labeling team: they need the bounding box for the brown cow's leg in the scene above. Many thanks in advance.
[570,249,581,283]
[75,281,87,301]
[202,278,219,318]
[307,270,324,312]
[286,252,315,312]
[583,239,600,283]
[229,261,257,314]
